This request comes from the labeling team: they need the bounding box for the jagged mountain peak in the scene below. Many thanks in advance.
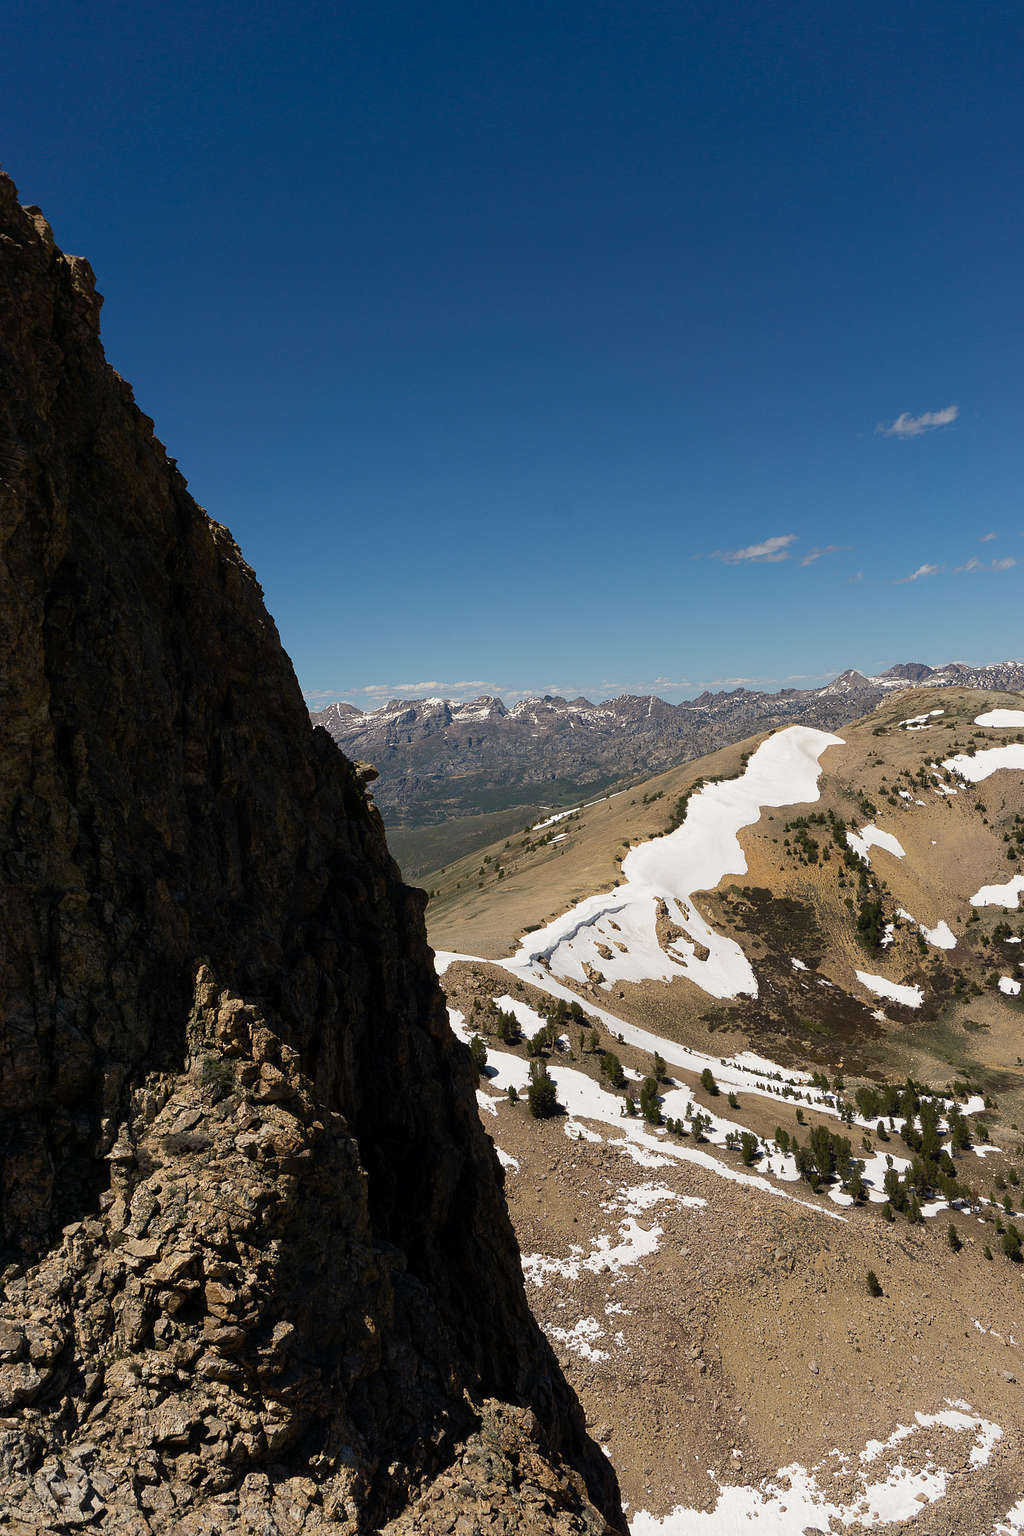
[0,169,622,1536]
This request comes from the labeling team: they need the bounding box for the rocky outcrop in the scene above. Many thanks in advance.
[0,173,624,1533]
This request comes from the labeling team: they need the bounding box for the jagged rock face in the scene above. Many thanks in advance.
[0,174,623,1534]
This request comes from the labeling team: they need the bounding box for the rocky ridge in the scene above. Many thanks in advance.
[311,661,1024,829]
[0,173,623,1534]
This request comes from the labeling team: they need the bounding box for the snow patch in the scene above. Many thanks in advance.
[895,908,957,949]
[943,744,1024,782]
[492,994,550,1037]
[971,875,1024,909]
[975,709,1024,728]
[846,824,906,865]
[512,727,843,1001]
[629,1404,1002,1534]
[900,708,944,729]
[549,1315,609,1361]
[999,976,1022,996]
[855,970,924,1008]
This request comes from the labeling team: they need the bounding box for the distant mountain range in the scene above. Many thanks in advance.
[310,660,1024,828]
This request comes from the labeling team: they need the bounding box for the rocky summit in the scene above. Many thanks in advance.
[0,174,624,1534]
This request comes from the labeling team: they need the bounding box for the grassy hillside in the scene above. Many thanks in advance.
[427,686,1024,1527]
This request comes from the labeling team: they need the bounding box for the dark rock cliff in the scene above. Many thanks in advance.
[0,173,624,1534]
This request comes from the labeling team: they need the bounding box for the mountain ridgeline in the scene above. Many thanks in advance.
[0,174,623,1533]
[312,661,1024,835]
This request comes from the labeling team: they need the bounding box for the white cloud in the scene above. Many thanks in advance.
[712,533,796,564]
[848,571,864,584]
[894,563,942,584]
[800,543,851,567]
[981,531,997,541]
[877,403,958,438]
[955,556,1017,574]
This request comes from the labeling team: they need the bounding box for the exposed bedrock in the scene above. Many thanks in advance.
[0,172,624,1534]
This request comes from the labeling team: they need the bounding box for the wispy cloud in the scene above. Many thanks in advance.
[800,543,851,567]
[712,533,796,564]
[894,563,942,584]
[981,531,997,542]
[955,556,1017,574]
[304,679,502,705]
[877,404,958,438]
[848,571,864,584]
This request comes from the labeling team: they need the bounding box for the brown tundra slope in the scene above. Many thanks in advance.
[0,172,623,1535]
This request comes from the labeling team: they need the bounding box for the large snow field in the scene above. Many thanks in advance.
[942,744,1024,782]
[975,709,1024,729]
[971,875,1024,909]
[628,1404,1005,1534]
[510,726,843,1000]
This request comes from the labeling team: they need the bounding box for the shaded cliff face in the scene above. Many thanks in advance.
[0,174,623,1534]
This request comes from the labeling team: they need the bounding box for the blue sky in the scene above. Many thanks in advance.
[5,0,1022,707]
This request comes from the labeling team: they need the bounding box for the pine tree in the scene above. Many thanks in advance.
[700,1067,719,1096]
[638,1076,663,1125]
[600,1051,626,1089]
[526,1060,558,1119]
[469,1035,488,1076]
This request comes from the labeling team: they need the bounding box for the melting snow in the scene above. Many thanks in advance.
[943,744,1024,782]
[999,976,1022,996]
[855,970,924,1008]
[971,874,1024,909]
[901,708,944,729]
[565,1118,603,1142]
[975,709,1024,728]
[549,1315,609,1361]
[629,1404,1002,1534]
[846,824,907,865]
[492,994,550,1037]
[895,908,957,949]
[434,950,482,975]
[532,806,582,830]
[512,727,843,1000]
